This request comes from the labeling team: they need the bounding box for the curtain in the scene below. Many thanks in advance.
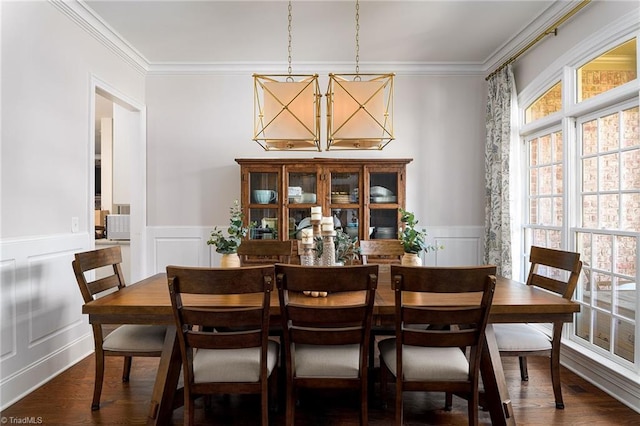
[484,65,518,277]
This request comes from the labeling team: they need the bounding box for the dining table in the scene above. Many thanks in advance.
[82,264,580,426]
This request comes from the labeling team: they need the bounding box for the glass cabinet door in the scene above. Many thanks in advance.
[369,171,401,239]
[329,170,361,238]
[248,171,279,240]
[286,170,319,240]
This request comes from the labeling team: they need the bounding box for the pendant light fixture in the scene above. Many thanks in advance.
[253,1,321,151]
[326,0,394,151]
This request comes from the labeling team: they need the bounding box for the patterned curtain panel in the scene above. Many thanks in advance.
[484,65,516,277]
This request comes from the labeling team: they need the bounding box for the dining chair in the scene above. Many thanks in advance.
[378,265,496,426]
[166,265,279,426]
[359,239,405,265]
[238,239,294,265]
[493,245,582,409]
[275,263,379,426]
[72,246,167,411]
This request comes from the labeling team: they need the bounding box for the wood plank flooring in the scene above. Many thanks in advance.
[2,354,639,425]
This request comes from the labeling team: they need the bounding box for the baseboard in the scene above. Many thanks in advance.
[0,333,94,411]
[561,340,640,414]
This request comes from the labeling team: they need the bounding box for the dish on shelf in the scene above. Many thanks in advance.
[331,192,351,204]
[370,186,394,197]
[374,227,397,239]
[289,195,302,203]
[370,196,397,203]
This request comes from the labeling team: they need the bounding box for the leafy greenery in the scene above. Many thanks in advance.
[313,229,360,264]
[207,200,249,254]
[399,208,441,254]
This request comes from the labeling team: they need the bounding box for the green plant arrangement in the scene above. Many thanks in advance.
[207,200,249,254]
[399,208,441,254]
[313,229,360,265]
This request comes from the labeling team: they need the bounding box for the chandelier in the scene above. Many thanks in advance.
[253,1,321,151]
[326,0,394,150]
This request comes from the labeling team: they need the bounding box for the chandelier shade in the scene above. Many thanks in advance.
[253,73,321,151]
[326,72,394,150]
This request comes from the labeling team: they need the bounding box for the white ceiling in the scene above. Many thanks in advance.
[82,0,571,72]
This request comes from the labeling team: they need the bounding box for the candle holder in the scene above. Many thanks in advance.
[311,217,322,265]
[300,241,315,266]
[321,232,336,266]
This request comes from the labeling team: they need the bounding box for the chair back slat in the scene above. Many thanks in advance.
[403,306,484,326]
[403,329,479,348]
[359,240,404,264]
[277,264,378,293]
[526,246,582,299]
[73,246,126,303]
[180,307,263,328]
[186,330,262,350]
[292,327,364,346]
[238,240,294,265]
[166,265,273,294]
[286,305,368,327]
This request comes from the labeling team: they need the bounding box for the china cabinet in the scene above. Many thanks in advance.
[235,158,412,243]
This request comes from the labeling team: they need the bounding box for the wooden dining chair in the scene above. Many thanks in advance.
[238,239,294,266]
[359,239,405,265]
[275,264,379,426]
[378,265,496,426]
[493,245,582,409]
[166,265,279,426]
[72,246,167,410]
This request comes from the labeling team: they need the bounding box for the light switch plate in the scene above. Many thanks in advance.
[71,217,79,233]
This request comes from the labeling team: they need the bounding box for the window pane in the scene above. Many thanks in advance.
[600,194,620,229]
[582,119,598,155]
[525,82,562,123]
[540,134,552,163]
[575,306,591,342]
[582,194,598,228]
[621,193,640,231]
[554,197,563,227]
[539,165,553,194]
[614,319,635,362]
[594,234,613,272]
[621,150,640,190]
[539,198,552,225]
[577,38,637,102]
[622,106,639,148]
[594,311,611,351]
[529,197,538,223]
[600,112,620,152]
[600,153,619,191]
[582,157,598,192]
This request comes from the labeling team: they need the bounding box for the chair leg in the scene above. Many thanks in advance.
[361,375,369,426]
[122,356,132,382]
[551,347,564,409]
[445,392,453,411]
[395,379,403,426]
[468,390,479,426]
[92,352,105,410]
[184,394,194,426]
[261,382,269,426]
[285,382,295,426]
[519,356,529,381]
[379,359,388,409]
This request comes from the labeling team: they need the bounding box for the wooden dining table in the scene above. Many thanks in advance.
[82,265,580,426]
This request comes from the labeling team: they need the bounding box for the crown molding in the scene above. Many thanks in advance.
[145,61,486,77]
[52,0,592,79]
[49,0,149,75]
[483,0,589,76]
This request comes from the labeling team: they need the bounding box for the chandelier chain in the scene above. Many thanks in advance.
[355,0,360,75]
[287,1,293,75]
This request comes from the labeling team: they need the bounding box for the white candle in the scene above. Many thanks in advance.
[321,216,334,232]
[311,206,322,221]
[301,228,313,244]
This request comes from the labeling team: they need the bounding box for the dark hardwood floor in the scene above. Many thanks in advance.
[2,353,639,425]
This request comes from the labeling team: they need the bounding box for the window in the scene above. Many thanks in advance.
[524,129,563,249]
[522,37,639,370]
[577,38,637,102]
[525,82,562,124]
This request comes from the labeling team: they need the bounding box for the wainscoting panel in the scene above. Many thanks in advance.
[0,233,95,410]
[423,226,484,266]
[146,227,217,274]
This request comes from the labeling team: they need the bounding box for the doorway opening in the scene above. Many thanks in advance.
[90,76,147,283]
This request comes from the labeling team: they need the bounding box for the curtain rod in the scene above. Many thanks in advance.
[485,0,591,81]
